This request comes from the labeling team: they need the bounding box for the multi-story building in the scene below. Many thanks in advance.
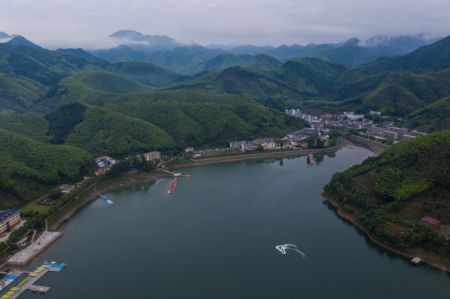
[230,141,246,149]
[144,151,161,161]
[0,209,21,234]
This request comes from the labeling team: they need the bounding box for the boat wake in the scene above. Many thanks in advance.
[275,244,306,258]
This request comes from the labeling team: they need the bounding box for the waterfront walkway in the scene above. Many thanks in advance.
[191,146,339,166]
[6,232,63,267]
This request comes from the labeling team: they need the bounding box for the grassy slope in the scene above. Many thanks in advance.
[407,97,450,132]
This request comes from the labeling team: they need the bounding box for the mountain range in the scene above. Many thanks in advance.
[0,30,449,204]
[91,31,436,73]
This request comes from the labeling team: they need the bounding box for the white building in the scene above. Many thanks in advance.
[144,151,161,161]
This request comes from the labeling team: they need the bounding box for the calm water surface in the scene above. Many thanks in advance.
[22,146,450,299]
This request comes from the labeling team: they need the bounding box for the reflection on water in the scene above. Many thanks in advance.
[21,146,450,299]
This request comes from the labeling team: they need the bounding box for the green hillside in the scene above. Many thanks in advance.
[0,39,111,111]
[271,58,346,96]
[0,74,46,111]
[324,131,450,259]
[111,61,186,87]
[178,66,302,101]
[178,57,346,102]
[73,70,148,93]
[0,128,92,202]
[190,53,282,74]
[407,97,450,132]
[0,112,49,142]
[111,101,297,146]
[64,107,175,156]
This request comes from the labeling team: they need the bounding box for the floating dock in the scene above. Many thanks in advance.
[0,262,65,298]
[6,231,63,267]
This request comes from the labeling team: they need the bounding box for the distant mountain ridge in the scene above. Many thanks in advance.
[109,30,178,49]
[91,31,436,73]
[1,32,450,132]
[1,32,450,204]
[0,32,10,39]
[5,35,41,49]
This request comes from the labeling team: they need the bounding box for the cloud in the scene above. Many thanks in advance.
[0,0,449,48]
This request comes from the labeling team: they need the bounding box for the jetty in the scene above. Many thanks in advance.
[6,231,63,267]
[0,262,65,298]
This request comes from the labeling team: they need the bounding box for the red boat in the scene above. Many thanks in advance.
[168,177,177,195]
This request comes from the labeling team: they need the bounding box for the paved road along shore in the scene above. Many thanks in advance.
[6,231,63,267]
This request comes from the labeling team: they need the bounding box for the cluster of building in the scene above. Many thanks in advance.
[185,138,279,159]
[366,126,425,142]
[281,128,330,148]
[189,147,231,158]
[230,138,278,152]
[94,151,162,176]
[95,156,117,176]
[286,109,426,143]
[286,109,374,131]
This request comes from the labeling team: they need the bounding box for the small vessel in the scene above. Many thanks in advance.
[99,194,114,204]
[307,153,316,165]
[411,257,422,265]
[168,177,177,195]
[275,244,306,258]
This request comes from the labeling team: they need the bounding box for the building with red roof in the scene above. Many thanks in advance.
[420,216,441,229]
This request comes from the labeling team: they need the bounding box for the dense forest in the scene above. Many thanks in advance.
[0,128,92,204]
[324,131,450,257]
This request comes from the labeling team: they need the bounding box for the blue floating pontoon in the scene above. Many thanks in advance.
[46,263,65,269]
[4,275,18,280]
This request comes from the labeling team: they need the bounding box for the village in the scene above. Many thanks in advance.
[286,108,426,143]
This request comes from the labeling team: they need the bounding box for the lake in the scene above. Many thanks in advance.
[22,146,450,299]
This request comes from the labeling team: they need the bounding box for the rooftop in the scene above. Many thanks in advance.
[0,209,18,222]
[421,216,440,225]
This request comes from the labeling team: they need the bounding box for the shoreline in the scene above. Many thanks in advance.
[186,146,339,166]
[3,144,343,270]
[48,145,342,230]
[344,134,388,155]
[47,171,171,231]
[321,192,450,274]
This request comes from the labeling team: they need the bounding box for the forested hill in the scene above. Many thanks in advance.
[0,127,92,205]
[2,34,450,131]
[324,131,450,260]
[1,34,450,205]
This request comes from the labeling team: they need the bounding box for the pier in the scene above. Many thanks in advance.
[0,262,65,298]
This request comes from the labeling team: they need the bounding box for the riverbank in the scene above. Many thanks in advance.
[3,142,344,269]
[47,171,170,231]
[344,135,388,155]
[49,145,342,229]
[322,193,450,274]
[180,146,340,167]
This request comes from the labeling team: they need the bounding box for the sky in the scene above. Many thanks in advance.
[1,0,449,49]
